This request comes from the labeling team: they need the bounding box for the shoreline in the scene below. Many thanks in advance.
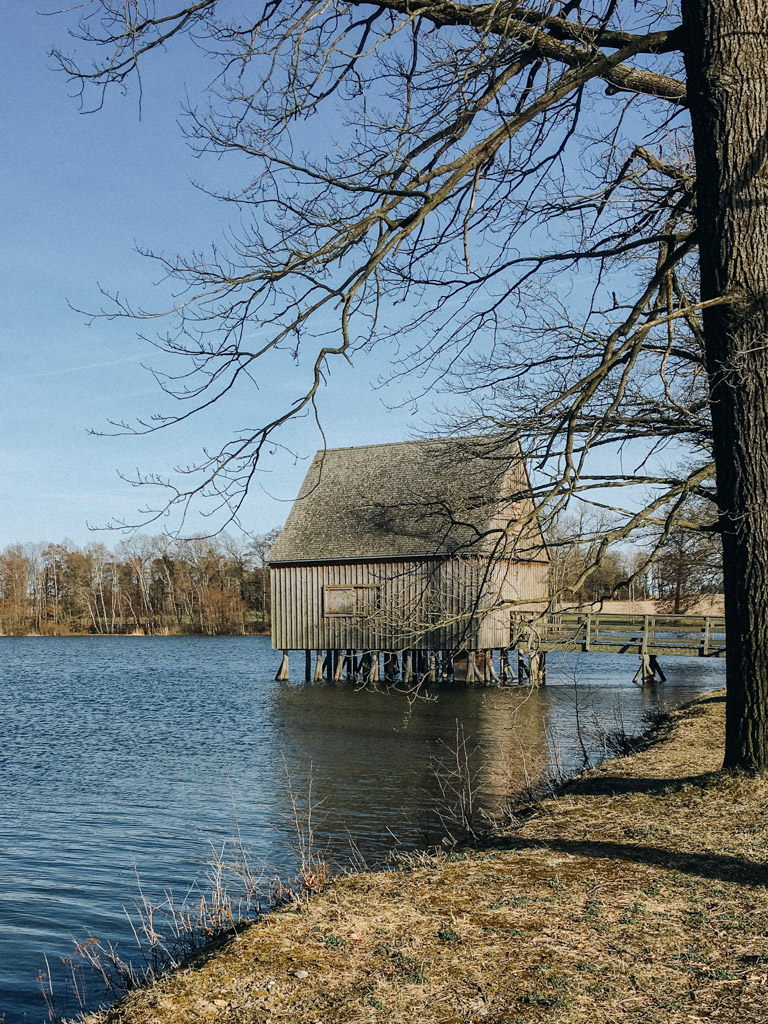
[77,687,768,1024]
[0,631,271,638]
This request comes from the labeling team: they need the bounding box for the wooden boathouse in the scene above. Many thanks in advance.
[269,435,549,683]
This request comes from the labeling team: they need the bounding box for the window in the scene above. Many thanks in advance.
[323,585,380,617]
[324,586,355,616]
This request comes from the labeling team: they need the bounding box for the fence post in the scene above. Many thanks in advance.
[702,617,710,656]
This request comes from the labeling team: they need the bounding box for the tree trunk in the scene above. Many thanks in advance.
[683,0,768,768]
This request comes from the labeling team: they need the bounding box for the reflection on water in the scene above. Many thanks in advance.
[0,636,725,1021]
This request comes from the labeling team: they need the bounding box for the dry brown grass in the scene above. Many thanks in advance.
[80,691,768,1024]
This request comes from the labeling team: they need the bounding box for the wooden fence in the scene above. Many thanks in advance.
[513,613,726,658]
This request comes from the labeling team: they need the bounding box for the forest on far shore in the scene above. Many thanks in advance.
[0,532,278,636]
[0,515,723,636]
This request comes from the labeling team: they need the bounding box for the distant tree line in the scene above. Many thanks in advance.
[0,516,722,636]
[0,532,279,636]
[548,512,723,613]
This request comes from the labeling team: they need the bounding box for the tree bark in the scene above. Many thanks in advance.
[683,0,768,767]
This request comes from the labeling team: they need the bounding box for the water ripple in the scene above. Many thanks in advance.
[0,635,724,1021]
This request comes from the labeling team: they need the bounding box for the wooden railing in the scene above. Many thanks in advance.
[512,613,726,658]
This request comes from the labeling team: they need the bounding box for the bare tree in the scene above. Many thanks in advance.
[652,502,723,613]
[50,0,768,767]
[547,510,631,606]
[548,500,722,609]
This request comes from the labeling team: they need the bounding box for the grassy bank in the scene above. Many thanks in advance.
[82,691,768,1023]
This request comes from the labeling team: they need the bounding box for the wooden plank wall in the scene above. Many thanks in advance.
[479,558,549,648]
[270,557,549,651]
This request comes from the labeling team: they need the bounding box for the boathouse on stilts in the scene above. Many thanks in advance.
[269,435,550,686]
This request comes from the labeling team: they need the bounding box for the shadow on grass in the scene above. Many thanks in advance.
[563,771,723,797]
[492,834,768,886]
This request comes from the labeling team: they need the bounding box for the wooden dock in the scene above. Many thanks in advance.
[274,614,727,687]
[518,612,726,659]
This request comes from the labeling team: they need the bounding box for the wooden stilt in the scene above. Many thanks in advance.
[633,652,665,685]
[334,650,344,682]
[304,650,312,682]
[412,650,422,679]
[427,651,437,684]
[421,650,430,678]
[500,649,515,684]
[528,650,546,686]
[276,650,290,681]
[411,650,420,681]
[360,651,375,683]
[518,648,528,683]
[402,650,413,684]
[487,650,501,684]
[465,650,479,684]
[368,651,380,683]
[633,654,652,685]
[383,651,398,681]
[314,651,324,682]
[452,651,465,683]
[345,649,354,680]
[643,654,654,684]
[422,651,430,679]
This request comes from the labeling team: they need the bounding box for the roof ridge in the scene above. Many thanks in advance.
[316,432,513,455]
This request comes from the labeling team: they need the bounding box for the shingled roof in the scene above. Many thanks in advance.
[269,435,548,564]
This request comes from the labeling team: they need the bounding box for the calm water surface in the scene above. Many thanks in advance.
[0,635,725,1020]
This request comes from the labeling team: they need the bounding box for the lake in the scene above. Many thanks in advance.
[0,635,726,1021]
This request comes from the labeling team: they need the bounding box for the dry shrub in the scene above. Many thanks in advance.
[58,766,333,1020]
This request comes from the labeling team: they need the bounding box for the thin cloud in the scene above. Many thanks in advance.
[8,352,147,382]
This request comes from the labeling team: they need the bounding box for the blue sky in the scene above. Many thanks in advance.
[0,5,425,548]
[0,5,682,553]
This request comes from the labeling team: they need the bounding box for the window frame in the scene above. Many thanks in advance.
[323,584,381,617]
